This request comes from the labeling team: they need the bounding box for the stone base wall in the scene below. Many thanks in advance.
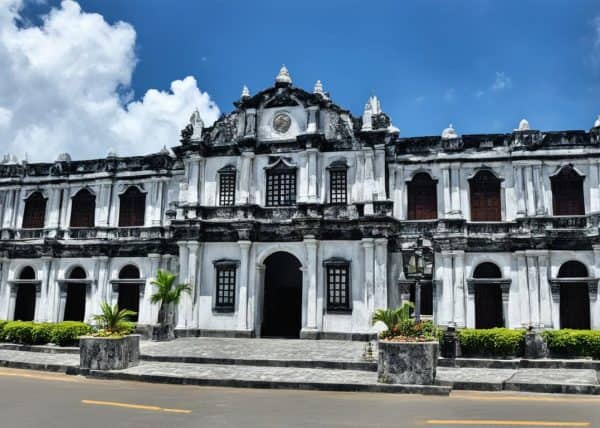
[377,341,438,385]
[80,335,140,370]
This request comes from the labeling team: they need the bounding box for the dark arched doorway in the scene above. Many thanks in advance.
[551,166,585,216]
[64,267,87,322]
[558,261,590,329]
[473,262,504,329]
[117,265,141,322]
[14,266,36,321]
[70,188,96,228]
[262,252,302,338]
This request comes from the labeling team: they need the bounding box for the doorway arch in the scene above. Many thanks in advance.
[558,261,590,329]
[14,266,37,321]
[117,265,141,322]
[472,262,504,329]
[63,267,87,322]
[261,252,303,338]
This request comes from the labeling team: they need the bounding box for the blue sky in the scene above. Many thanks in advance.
[11,0,600,147]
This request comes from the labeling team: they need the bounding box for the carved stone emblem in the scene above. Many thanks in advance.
[273,112,291,134]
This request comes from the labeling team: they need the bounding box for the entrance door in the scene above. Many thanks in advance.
[118,284,140,322]
[14,284,36,321]
[560,284,590,329]
[261,252,302,338]
[475,284,504,329]
[64,284,86,321]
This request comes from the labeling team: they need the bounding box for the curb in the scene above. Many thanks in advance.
[0,343,79,355]
[140,355,377,372]
[0,359,75,373]
[84,370,451,395]
[438,357,600,370]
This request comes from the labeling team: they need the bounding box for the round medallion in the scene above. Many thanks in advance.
[273,113,292,134]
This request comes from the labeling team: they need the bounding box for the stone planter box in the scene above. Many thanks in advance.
[377,340,439,385]
[80,335,140,370]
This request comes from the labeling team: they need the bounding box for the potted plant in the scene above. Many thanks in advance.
[372,302,440,385]
[79,303,139,370]
[150,269,191,341]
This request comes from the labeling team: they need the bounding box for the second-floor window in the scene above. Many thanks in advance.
[469,170,501,222]
[119,186,146,227]
[70,188,96,228]
[407,172,437,220]
[22,191,47,229]
[551,165,585,216]
[265,159,296,207]
[328,161,348,204]
[218,166,236,206]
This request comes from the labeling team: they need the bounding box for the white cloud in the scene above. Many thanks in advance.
[491,71,511,91]
[0,0,220,161]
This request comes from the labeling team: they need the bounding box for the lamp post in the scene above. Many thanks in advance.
[407,237,432,323]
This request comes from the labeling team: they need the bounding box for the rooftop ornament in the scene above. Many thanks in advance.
[189,108,204,141]
[594,115,600,129]
[55,153,71,162]
[106,148,117,158]
[517,118,530,131]
[441,124,458,140]
[275,65,292,85]
[361,95,382,131]
[240,85,250,99]
[313,80,325,96]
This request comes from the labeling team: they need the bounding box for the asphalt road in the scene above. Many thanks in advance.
[0,368,599,428]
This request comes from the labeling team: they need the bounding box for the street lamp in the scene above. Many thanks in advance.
[406,237,432,323]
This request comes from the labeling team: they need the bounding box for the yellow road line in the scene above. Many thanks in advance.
[0,370,78,383]
[81,399,191,414]
[426,420,589,427]
[451,392,600,403]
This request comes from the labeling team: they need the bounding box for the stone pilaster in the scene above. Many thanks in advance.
[362,238,375,318]
[306,149,318,203]
[374,144,386,200]
[141,253,161,324]
[237,151,255,205]
[176,242,190,329]
[237,240,251,331]
[304,236,319,330]
[374,238,388,310]
[453,251,465,327]
[187,242,199,328]
[38,257,52,322]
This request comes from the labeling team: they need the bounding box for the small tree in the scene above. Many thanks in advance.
[150,269,191,340]
[93,302,136,336]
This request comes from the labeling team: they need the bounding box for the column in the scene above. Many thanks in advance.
[439,252,454,325]
[525,166,536,216]
[592,246,600,329]
[374,145,386,200]
[527,255,541,326]
[514,252,530,326]
[176,242,190,329]
[0,258,9,319]
[237,151,255,205]
[184,156,200,205]
[514,165,526,216]
[391,164,404,219]
[46,187,61,230]
[374,238,388,310]
[187,242,199,328]
[237,241,251,331]
[38,257,52,322]
[363,150,375,214]
[362,238,375,317]
[590,161,599,213]
[108,184,120,227]
[93,256,110,319]
[537,252,552,328]
[353,151,364,203]
[532,164,544,215]
[306,106,319,133]
[2,189,14,229]
[307,149,318,202]
[298,152,308,203]
[304,236,319,330]
[141,254,161,324]
[466,280,475,328]
[453,251,465,327]
[450,165,462,217]
[441,165,452,217]
[96,183,111,227]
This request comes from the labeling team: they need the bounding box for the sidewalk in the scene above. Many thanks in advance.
[0,338,599,395]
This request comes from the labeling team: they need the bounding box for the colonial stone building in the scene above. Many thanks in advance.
[1,66,599,339]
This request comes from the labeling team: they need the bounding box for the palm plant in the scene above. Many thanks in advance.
[93,302,136,335]
[372,302,415,332]
[150,269,191,326]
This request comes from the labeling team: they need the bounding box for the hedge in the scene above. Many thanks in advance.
[0,321,92,346]
[458,328,526,357]
[543,330,600,359]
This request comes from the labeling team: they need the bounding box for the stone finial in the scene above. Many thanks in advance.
[1,154,17,164]
[241,85,250,99]
[313,80,324,95]
[107,148,117,158]
[441,124,458,139]
[56,153,71,162]
[594,115,600,129]
[189,108,204,141]
[361,96,382,131]
[275,65,292,85]
[518,118,530,131]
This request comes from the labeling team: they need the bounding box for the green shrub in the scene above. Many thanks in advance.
[50,321,92,346]
[3,321,35,344]
[0,320,9,340]
[543,330,600,359]
[458,328,526,357]
[31,323,54,345]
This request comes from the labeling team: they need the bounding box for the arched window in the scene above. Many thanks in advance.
[117,265,141,322]
[407,173,437,220]
[469,170,501,221]
[63,267,87,322]
[558,261,590,329]
[118,186,146,227]
[70,188,96,228]
[551,166,584,216]
[14,266,36,321]
[22,192,47,229]
[472,262,504,329]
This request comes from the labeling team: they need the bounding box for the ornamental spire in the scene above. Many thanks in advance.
[313,80,324,95]
[275,65,292,85]
[240,85,250,99]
